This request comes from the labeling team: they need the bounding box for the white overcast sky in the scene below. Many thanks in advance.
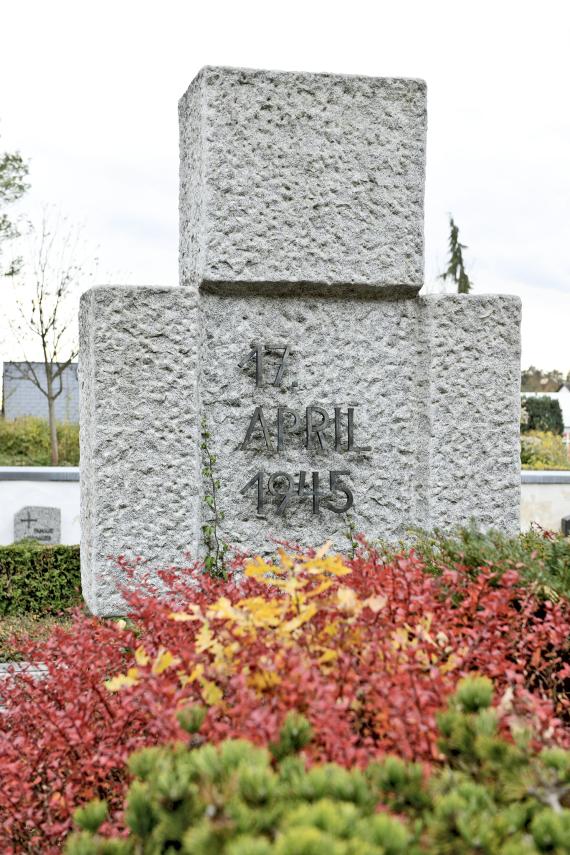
[1,0,569,371]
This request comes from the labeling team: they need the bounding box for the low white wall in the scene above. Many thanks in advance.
[0,468,80,545]
[521,472,570,533]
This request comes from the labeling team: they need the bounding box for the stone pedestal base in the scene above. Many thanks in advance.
[80,285,520,616]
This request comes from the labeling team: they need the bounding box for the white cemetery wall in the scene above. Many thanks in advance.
[0,468,80,544]
[521,471,570,532]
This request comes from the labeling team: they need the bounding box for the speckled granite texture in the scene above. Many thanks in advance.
[80,67,521,616]
[179,66,426,293]
[80,287,520,615]
[79,286,202,615]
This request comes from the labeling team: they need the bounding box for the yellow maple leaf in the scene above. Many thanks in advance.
[134,645,150,666]
[169,609,202,622]
[441,653,462,674]
[305,553,351,577]
[208,597,243,623]
[194,624,227,667]
[318,649,338,664]
[249,669,282,692]
[238,596,283,627]
[337,586,359,612]
[244,557,273,579]
[201,680,223,705]
[282,603,317,633]
[363,594,387,613]
[151,648,181,675]
[105,667,140,692]
[181,663,205,686]
[305,580,333,599]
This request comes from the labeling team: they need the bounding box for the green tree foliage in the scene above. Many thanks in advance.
[521,431,570,471]
[66,678,570,854]
[522,396,564,435]
[522,367,570,393]
[0,133,29,275]
[439,215,473,294]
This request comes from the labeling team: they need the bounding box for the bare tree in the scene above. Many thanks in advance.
[6,209,97,464]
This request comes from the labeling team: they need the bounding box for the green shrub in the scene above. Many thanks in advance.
[0,542,81,616]
[408,524,570,600]
[0,416,79,465]
[66,678,570,854]
[521,430,570,470]
[521,396,564,435]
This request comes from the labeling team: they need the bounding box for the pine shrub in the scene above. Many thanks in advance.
[66,679,570,854]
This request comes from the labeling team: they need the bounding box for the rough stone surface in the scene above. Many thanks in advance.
[14,506,61,544]
[179,66,426,293]
[201,293,521,552]
[80,287,520,614]
[79,286,202,615]
[79,66,521,616]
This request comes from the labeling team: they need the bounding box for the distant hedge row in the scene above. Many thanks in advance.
[0,417,79,466]
[521,395,565,435]
[0,542,81,615]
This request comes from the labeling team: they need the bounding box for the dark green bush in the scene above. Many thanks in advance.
[0,542,81,615]
[0,416,79,465]
[522,396,564,435]
[66,678,570,854]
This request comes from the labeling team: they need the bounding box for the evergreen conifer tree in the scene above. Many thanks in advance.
[440,215,473,294]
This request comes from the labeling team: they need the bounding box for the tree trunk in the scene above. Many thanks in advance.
[46,374,59,466]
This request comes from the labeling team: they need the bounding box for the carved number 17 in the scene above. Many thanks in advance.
[238,342,290,387]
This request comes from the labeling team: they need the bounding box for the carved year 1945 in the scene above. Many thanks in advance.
[240,470,353,515]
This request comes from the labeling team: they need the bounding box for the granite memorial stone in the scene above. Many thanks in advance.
[80,66,521,616]
[14,506,61,544]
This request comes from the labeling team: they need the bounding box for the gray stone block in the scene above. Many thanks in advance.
[79,66,521,616]
[79,286,202,615]
[179,66,426,294]
[80,287,520,615]
[14,506,61,544]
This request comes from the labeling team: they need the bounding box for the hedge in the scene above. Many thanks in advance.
[521,396,565,435]
[0,542,81,615]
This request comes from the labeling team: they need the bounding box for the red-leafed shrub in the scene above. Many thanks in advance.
[2,544,570,853]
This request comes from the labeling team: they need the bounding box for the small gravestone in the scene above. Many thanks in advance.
[14,506,61,544]
[80,66,521,615]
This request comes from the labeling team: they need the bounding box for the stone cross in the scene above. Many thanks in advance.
[80,67,521,616]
